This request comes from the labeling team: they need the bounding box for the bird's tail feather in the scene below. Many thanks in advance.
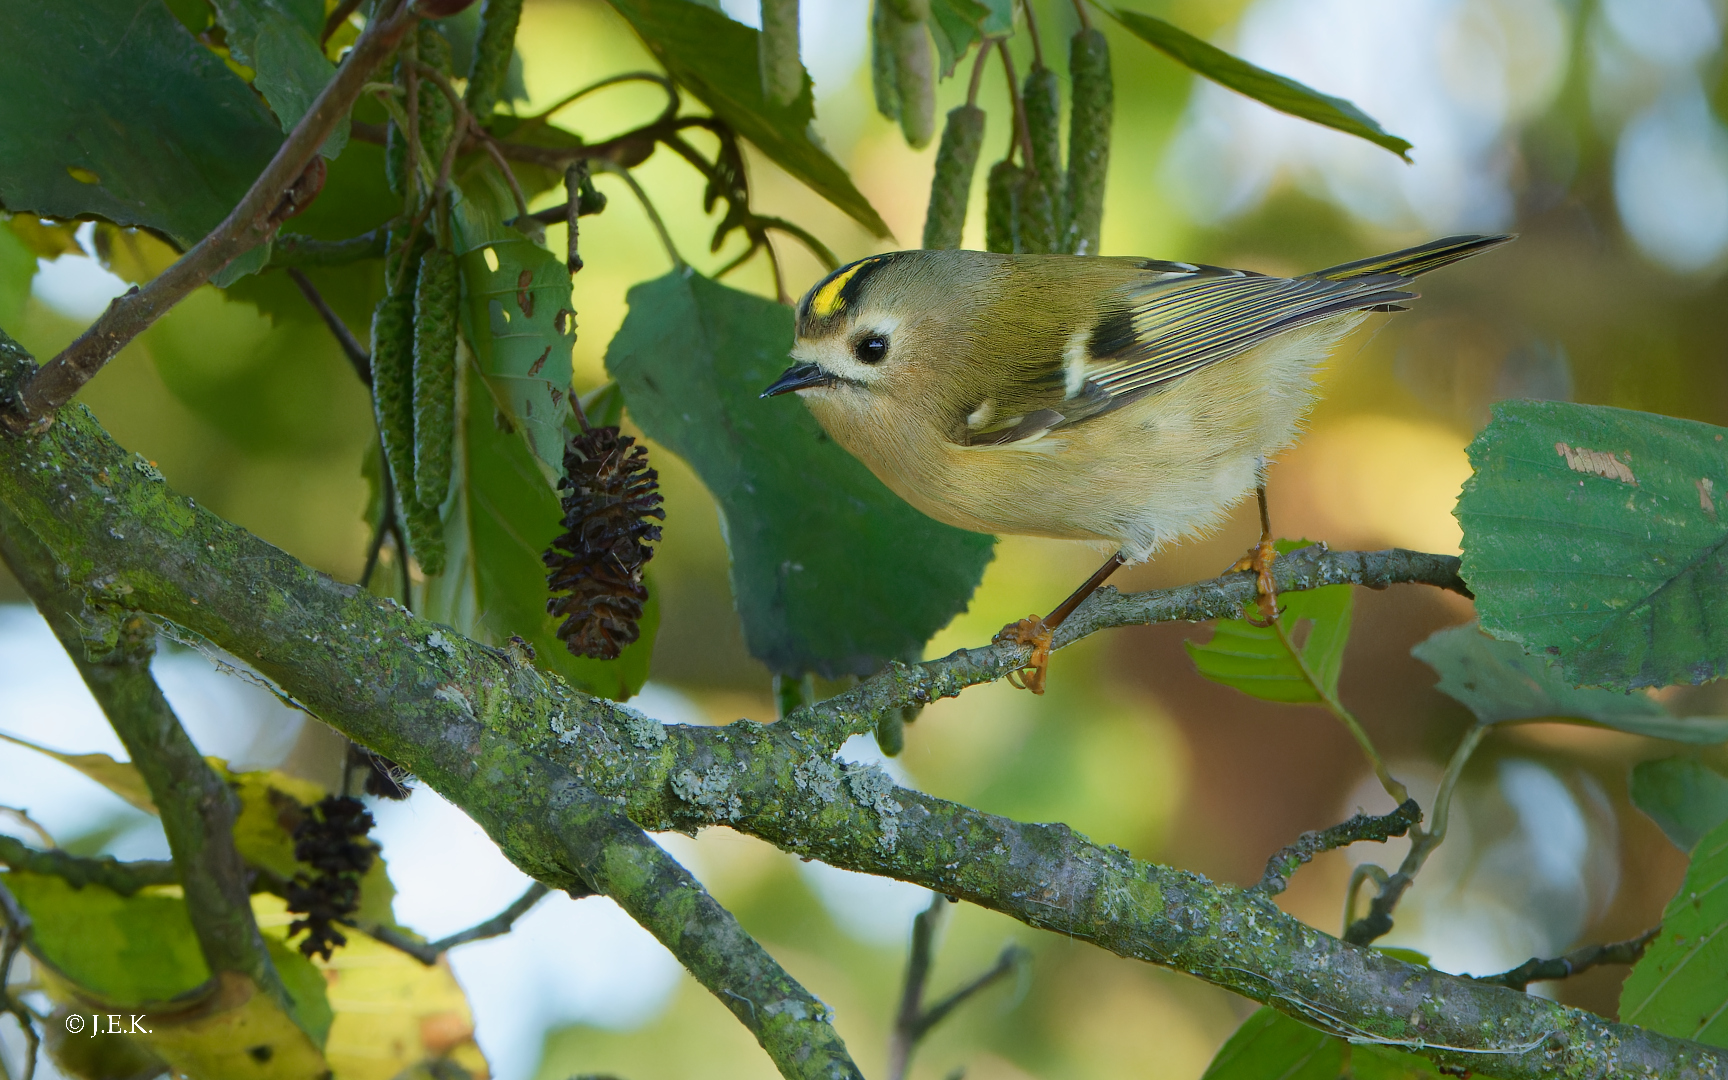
[1312,233,1514,282]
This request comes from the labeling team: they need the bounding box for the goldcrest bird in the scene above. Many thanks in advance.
[763,235,1512,691]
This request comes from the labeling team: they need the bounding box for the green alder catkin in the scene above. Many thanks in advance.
[371,291,445,576]
[921,104,986,249]
[1064,28,1113,255]
[759,0,802,107]
[465,0,524,122]
[870,1,900,122]
[985,159,1026,254]
[385,28,454,198]
[891,15,935,148]
[1018,64,1062,254]
[412,248,458,509]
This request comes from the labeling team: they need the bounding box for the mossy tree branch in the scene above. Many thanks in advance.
[0,334,1721,1080]
[0,502,291,1013]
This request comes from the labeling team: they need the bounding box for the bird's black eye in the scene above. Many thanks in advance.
[854,335,889,364]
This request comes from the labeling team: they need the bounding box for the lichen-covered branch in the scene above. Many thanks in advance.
[0,335,1720,1080]
[1251,801,1422,897]
[788,544,1473,752]
[1478,928,1662,992]
[0,834,177,896]
[0,502,292,1014]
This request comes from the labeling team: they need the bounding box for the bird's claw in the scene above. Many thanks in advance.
[1231,534,1281,626]
[996,615,1053,695]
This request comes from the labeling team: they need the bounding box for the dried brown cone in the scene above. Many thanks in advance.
[543,420,664,660]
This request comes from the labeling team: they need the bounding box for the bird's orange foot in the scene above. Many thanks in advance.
[1231,535,1281,627]
[995,615,1054,695]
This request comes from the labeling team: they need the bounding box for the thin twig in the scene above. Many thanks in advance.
[351,882,556,965]
[288,269,370,385]
[1344,723,1491,946]
[592,160,684,269]
[361,438,397,589]
[888,894,1026,1080]
[4,2,420,432]
[519,72,680,131]
[1271,616,1408,805]
[474,118,531,220]
[1071,0,1092,30]
[1251,800,1422,897]
[565,163,587,274]
[321,0,365,44]
[967,38,992,107]
[0,833,176,895]
[996,40,1034,166]
[0,878,37,1080]
[1020,0,1046,69]
[761,234,789,305]
[1476,928,1661,991]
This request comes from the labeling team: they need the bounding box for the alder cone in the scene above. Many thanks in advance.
[544,425,664,660]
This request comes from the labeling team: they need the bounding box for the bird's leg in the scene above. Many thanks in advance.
[1231,484,1280,627]
[996,551,1126,695]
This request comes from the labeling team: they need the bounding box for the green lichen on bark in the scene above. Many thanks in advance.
[0,331,1721,1080]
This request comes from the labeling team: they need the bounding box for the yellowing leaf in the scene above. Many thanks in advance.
[254,894,490,1080]
[0,730,156,814]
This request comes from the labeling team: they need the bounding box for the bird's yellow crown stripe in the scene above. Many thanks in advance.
[809,258,879,319]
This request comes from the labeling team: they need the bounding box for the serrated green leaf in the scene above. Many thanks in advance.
[605,0,890,238]
[0,731,156,814]
[453,192,575,476]
[1412,623,1728,744]
[1106,8,1412,161]
[0,0,282,249]
[606,270,994,677]
[1186,541,1352,704]
[1632,758,1728,852]
[1620,815,1728,1048]
[211,0,348,157]
[1457,401,1728,690]
[421,360,655,701]
[1201,1007,1476,1079]
[927,0,1012,79]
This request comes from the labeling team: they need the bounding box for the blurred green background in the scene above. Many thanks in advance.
[6,0,1728,1077]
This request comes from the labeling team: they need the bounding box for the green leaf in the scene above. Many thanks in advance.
[421,361,655,701]
[0,0,282,249]
[210,0,348,157]
[1631,757,1728,852]
[8,870,210,1002]
[1457,401,1728,690]
[0,731,156,814]
[606,270,994,677]
[1412,623,1728,744]
[1201,1007,1473,1079]
[928,0,1013,78]
[1186,541,1352,704]
[453,191,574,476]
[1105,8,1412,161]
[1620,815,1728,1049]
[604,0,891,238]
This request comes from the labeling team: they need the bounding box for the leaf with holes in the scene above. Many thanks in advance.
[1186,541,1352,704]
[605,0,890,238]
[1412,623,1728,744]
[1458,401,1728,690]
[1632,757,1728,853]
[1620,815,1728,1048]
[1107,8,1411,161]
[419,361,655,701]
[606,270,994,677]
[453,189,576,477]
[0,0,282,248]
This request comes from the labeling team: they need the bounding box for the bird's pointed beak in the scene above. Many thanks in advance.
[761,362,836,398]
